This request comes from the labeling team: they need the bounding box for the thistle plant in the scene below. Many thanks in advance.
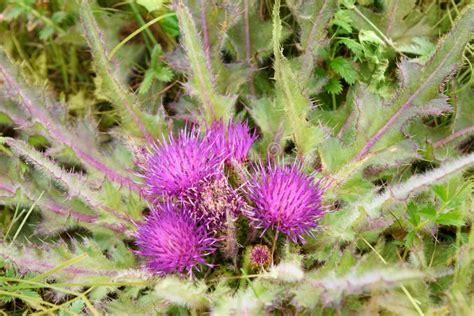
[0,0,473,314]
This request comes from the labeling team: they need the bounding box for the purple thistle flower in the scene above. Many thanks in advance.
[142,129,223,200]
[245,164,324,243]
[135,203,217,275]
[249,245,271,269]
[205,120,257,163]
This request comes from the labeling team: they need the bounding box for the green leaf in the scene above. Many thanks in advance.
[293,267,424,308]
[362,152,474,218]
[248,97,290,160]
[418,205,436,221]
[227,1,289,62]
[176,2,235,123]
[272,0,325,161]
[407,202,420,226]
[0,238,138,283]
[336,38,364,59]
[329,57,358,84]
[404,231,416,248]
[327,6,473,171]
[325,78,343,95]
[137,0,165,13]
[159,15,179,37]
[138,70,155,95]
[38,26,54,40]
[359,30,385,46]
[287,0,338,84]
[154,66,173,82]
[80,0,163,142]
[397,37,435,59]
[332,10,353,34]
[436,211,464,226]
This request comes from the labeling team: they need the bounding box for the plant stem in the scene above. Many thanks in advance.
[129,1,156,51]
[271,230,279,265]
[108,12,176,60]
[433,126,474,148]
[244,0,256,95]
[352,6,395,50]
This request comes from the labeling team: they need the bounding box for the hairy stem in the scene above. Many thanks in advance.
[243,0,256,95]
[299,0,336,85]
[364,152,474,217]
[433,125,474,148]
[199,0,212,73]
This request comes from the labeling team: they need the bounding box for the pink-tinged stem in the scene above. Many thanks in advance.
[0,182,16,194]
[433,126,474,148]
[1,250,117,276]
[299,0,333,84]
[46,202,127,234]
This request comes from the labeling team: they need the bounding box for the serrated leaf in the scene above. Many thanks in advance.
[272,0,325,161]
[332,10,353,34]
[361,152,474,218]
[80,0,162,142]
[418,205,436,221]
[329,57,358,84]
[336,38,364,58]
[138,70,155,95]
[155,66,173,82]
[176,2,235,123]
[248,97,287,158]
[287,0,338,84]
[0,238,138,283]
[320,7,473,177]
[347,0,436,46]
[293,267,424,308]
[436,211,464,226]
[359,30,385,46]
[397,37,435,61]
[226,1,290,62]
[325,78,343,95]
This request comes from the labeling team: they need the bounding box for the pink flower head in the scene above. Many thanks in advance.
[135,203,217,275]
[205,120,257,163]
[245,164,324,243]
[142,129,223,200]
